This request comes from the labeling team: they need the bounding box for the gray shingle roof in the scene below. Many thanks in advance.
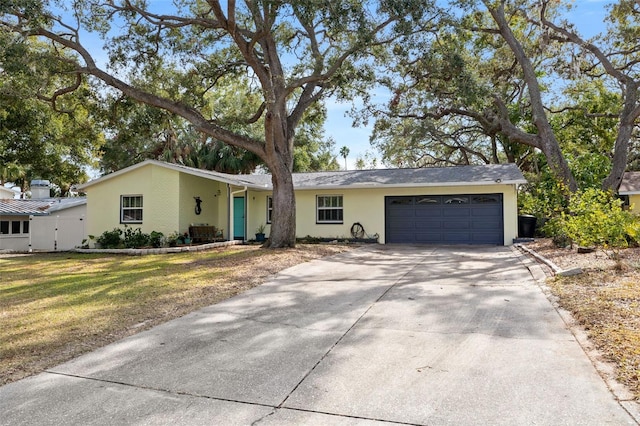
[182,163,526,189]
[287,163,525,189]
[619,172,640,194]
[80,160,526,191]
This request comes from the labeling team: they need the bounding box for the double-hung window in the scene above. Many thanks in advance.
[317,195,343,224]
[121,195,143,223]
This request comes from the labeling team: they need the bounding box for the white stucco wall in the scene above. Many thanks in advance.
[0,215,30,251]
[247,184,519,245]
[629,194,640,213]
[178,173,226,236]
[84,163,229,243]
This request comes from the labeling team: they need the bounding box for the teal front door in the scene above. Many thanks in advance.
[233,197,245,240]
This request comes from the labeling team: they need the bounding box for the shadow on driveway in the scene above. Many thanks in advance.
[0,245,636,425]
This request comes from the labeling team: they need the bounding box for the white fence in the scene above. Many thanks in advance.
[29,215,86,251]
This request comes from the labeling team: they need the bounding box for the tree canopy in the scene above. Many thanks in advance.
[0,32,103,195]
[1,0,429,246]
[3,0,639,241]
[363,0,640,192]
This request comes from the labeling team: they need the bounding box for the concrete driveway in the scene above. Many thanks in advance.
[1,245,638,425]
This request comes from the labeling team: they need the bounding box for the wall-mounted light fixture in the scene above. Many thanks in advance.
[194,196,203,215]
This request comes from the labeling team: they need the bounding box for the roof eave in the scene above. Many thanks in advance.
[78,160,267,190]
[0,212,49,216]
[289,179,526,191]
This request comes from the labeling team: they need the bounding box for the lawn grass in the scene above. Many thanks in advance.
[0,245,349,385]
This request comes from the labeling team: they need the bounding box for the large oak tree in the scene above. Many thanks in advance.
[1,0,430,247]
[366,0,640,193]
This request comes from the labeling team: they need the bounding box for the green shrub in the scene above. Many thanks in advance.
[96,228,123,249]
[166,231,180,247]
[542,217,571,247]
[149,231,164,248]
[519,176,569,220]
[123,226,150,248]
[550,189,639,249]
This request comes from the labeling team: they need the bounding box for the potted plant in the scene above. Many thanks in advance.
[182,232,192,245]
[167,231,180,247]
[255,224,266,242]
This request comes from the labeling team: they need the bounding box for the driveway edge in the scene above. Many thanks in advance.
[513,245,640,424]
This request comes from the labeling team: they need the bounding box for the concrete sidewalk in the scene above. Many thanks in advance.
[1,245,638,425]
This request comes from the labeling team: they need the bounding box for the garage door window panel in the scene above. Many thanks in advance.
[445,197,469,204]
[417,196,440,204]
[317,195,343,224]
[472,195,501,204]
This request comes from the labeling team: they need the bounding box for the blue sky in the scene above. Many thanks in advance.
[1,0,614,195]
[45,1,616,172]
[329,0,612,169]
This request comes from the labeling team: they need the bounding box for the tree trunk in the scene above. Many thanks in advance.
[264,165,296,248]
[488,2,577,192]
[603,88,638,191]
[603,118,633,191]
[262,101,297,248]
[538,127,578,192]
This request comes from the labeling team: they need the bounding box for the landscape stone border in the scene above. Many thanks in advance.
[75,240,242,256]
[515,242,583,276]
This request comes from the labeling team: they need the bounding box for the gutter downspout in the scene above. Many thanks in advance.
[228,185,247,241]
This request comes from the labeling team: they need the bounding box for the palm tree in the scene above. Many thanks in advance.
[0,162,25,185]
[339,146,350,170]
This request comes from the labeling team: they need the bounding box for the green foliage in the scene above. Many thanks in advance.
[518,168,569,219]
[0,35,103,192]
[547,189,640,249]
[1,0,439,248]
[166,231,181,247]
[123,226,150,249]
[95,227,165,249]
[96,228,123,249]
[518,150,612,221]
[100,79,339,175]
[149,231,164,248]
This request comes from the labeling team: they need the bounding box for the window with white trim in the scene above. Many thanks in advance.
[121,195,143,223]
[266,196,273,224]
[0,220,29,234]
[317,195,343,224]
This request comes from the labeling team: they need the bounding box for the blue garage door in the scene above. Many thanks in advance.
[385,194,504,245]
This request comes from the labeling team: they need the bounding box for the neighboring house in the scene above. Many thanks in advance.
[0,186,16,199]
[79,160,526,246]
[619,172,640,212]
[0,181,87,252]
